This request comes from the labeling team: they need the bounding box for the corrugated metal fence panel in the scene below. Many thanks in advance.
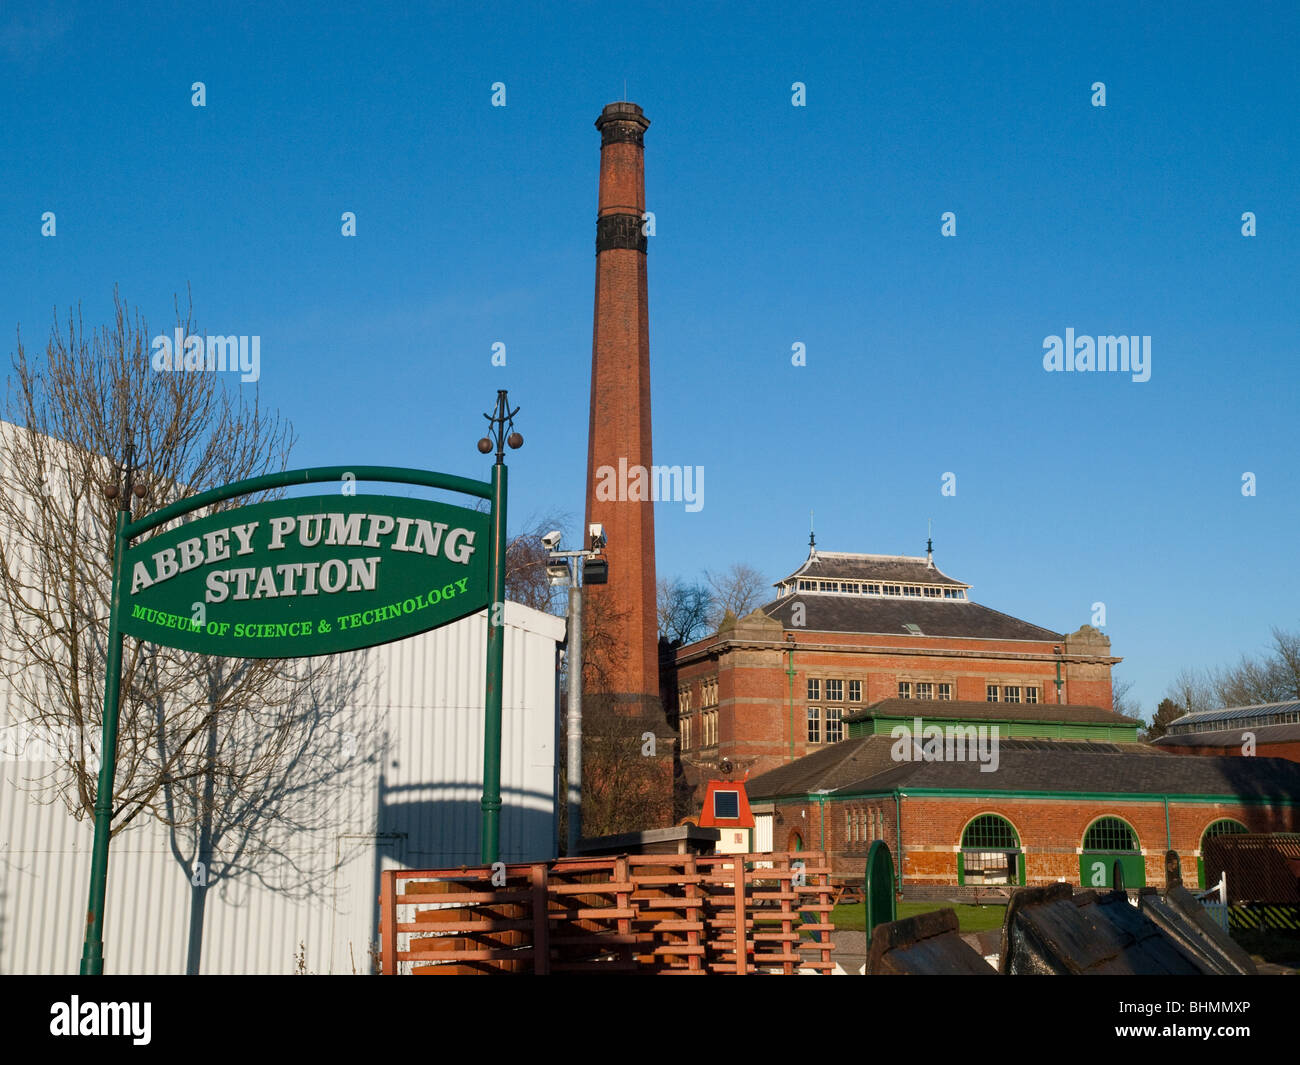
[0,603,563,974]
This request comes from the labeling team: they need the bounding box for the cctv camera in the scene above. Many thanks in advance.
[541,530,562,550]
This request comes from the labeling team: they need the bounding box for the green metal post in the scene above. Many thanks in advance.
[480,459,507,864]
[894,790,903,893]
[80,504,129,975]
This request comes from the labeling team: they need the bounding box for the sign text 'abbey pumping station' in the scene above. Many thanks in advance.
[80,396,520,975]
[121,495,490,657]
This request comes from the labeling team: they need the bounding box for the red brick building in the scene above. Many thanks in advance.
[665,543,1120,793]
[744,717,1300,895]
[1153,701,1300,762]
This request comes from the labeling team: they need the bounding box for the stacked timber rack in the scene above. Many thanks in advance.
[379,851,836,974]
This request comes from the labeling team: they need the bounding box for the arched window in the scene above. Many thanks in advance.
[1080,816,1142,889]
[1082,816,1138,852]
[1198,818,1247,888]
[1201,818,1247,845]
[959,814,1023,887]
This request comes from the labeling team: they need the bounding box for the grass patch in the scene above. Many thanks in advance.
[832,900,1006,934]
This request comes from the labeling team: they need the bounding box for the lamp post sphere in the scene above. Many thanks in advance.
[477,437,493,454]
[131,483,146,498]
[104,484,119,500]
[507,432,523,450]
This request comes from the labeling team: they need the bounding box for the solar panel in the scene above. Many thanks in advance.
[713,790,740,819]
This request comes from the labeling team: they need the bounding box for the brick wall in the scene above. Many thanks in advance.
[767,793,1299,889]
[667,621,1118,812]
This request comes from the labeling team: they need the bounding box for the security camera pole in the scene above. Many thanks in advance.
[546,525,607,854]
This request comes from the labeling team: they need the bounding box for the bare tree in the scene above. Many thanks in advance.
[1270,626,1300,699]
[657,577,714,646]
[1165,628,1300,718]
[1165,667,1217,717]
[557,585,673,841]
[1111,675,1138,719]
[705,563,768,626]
[503,515,569,616]
[0,289,364,972]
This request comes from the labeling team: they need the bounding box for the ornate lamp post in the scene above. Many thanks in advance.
[476,390,521,864]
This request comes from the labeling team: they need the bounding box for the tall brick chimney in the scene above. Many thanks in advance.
[584,101,659,704]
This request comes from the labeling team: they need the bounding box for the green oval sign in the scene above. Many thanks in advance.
[120,494,490,657]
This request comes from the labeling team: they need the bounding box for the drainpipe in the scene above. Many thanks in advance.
[894,790,903,893]
[785,635,796,762]
[813,790,829,851]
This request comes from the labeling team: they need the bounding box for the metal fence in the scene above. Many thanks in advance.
[1203,833,1300,904]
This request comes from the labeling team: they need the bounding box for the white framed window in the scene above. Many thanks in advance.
[848,680,862,702]
[1003,685,1021,704]
[937,683,952,701]
[1026,686,1039,704]
[916,682,933,700]
[826,679,843,702]
[904,585,922,597]
[987,685,999,703]
[826,707,843,743]
[898,682,911,699]
[807,707,821,743]
[864,583,881,594]
[807,678,820,700]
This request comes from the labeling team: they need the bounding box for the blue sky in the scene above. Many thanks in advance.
[2,1,1297,720]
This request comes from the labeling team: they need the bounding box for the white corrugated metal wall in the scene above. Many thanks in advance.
[0,601,564,974]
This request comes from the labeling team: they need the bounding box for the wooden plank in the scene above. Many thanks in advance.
[396,919,533,934]
[402,947,535,962]
[547,882,636,895]
[398,889,531,904]
[380,869,397,975]
[531,863,550,976]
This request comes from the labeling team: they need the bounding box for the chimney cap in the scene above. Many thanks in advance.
[596,101,650,132]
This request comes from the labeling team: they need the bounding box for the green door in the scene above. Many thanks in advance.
[1080,817,1144,889]
[1080,853,1146,889]
[865,840,896,945]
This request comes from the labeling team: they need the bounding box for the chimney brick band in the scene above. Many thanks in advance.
[599,122,646,147]
[595,213,648,254]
